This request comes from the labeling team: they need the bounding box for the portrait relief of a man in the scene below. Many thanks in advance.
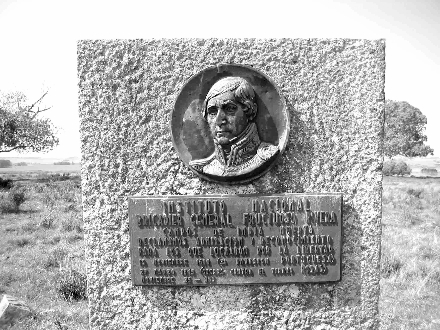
[189,76,279,179]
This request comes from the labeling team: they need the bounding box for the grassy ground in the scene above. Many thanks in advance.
[0,174,88,330]
[380,176,440,329]
[0,172,439,329]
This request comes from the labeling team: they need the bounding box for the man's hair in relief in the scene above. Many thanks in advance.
[203,77,257,121]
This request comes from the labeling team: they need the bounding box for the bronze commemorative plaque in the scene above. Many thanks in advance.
[129,194,341,286]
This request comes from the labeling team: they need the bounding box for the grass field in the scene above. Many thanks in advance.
[0,164,81,178]
[0,170,439,329]
[380,176,440,329]
[0,174,87,329]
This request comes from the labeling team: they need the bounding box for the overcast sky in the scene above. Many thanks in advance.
[0,0,439,158]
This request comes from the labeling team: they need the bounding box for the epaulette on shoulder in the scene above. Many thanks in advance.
[189,153,216,171]
[257,142,279,161]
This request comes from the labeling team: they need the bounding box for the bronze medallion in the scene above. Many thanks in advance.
[172,64,289,184]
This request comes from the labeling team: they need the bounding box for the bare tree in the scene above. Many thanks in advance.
[0,91,59,153]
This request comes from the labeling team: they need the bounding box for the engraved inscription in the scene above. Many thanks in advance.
[129,194,341,286]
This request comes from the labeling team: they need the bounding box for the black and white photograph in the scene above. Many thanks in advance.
[0,1,439,329]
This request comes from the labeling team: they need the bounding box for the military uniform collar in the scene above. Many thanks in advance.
[213,123,261,167]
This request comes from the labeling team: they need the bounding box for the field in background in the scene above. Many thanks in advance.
[380,176,440,329]
[0,164,80,175]
[396,156,440,177]
[0,157,80,166]
[0,169,439,329]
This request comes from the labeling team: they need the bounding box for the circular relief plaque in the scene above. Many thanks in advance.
[171,64,289,184]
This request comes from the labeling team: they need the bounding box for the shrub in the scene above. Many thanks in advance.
[67,233,84,243]
[431,193,440,215]
[8,237,32,247]
[36,172,72,182]
[402,209,420,225]
[382,160,394,176]
[43,235,61,245]
[0,186,27,213]
[48,173,71,181]
[395,160,411,175]
[58,181,78,203]
[0,159,12,168]
[0,198,15,213]
[381,254,404,278]
[4,226,18,233]
[383,160,411,176]
[41,185,58,208]
[41,181,79,209]
[64,203,78,212]
[15,162,28,166]
[421,168,438,175]
[0,177,13,190]
[9,186,26,212]
[21,221,38,233]
[39,213,55,229]
[407,188,424,199]
[56,269,87,301]
[43,247,68,269]
[61,216,83,233]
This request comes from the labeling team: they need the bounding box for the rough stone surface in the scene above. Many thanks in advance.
[77,39,385,330]
[0,295,33,328]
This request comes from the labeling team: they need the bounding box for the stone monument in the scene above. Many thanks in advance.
[78,39,385,329]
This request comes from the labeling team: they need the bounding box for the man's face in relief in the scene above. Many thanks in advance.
[206,91,249,145]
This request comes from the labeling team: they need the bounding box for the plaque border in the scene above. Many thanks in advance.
[129,193,342,286]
